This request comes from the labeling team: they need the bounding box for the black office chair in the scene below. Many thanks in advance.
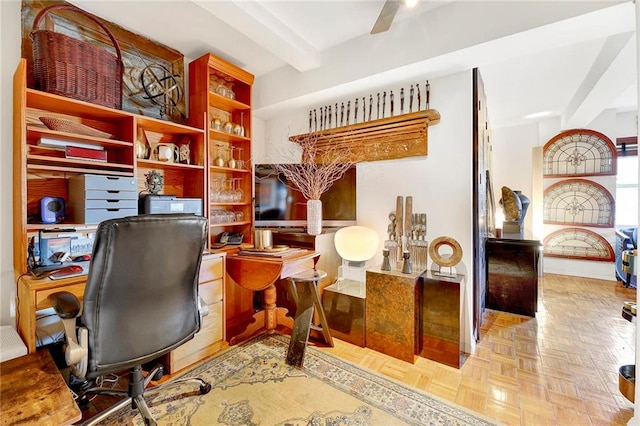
[48,214,211,425]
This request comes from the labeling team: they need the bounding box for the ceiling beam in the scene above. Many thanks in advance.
[193,0,320,72]
[563,32,636,128]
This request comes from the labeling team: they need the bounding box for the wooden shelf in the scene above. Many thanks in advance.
[26,158,134,175]
[27,127,131,148]
[289,109,441,162]
[137,159,205,171]
[209,128,251,143]
[208,92,251,112]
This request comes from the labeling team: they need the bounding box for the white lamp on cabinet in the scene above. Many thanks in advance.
[334,226,378,284]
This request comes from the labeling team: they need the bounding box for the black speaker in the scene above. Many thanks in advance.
[40,196,65,224]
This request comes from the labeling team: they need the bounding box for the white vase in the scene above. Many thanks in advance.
[307,199,322,235]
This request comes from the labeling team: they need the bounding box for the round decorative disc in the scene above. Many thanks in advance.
[429,236,463,268]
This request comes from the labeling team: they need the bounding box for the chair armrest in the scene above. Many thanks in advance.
[47,291,81,319]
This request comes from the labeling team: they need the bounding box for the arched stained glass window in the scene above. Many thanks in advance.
[543,129,616,177]
[543,179,615,227]
[543,228,614,261]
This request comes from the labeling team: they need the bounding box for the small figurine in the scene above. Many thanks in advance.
[145,170,164,194]
[354,98,358,124]
[401,251,412,274]
[426,80,431,109]
[409,84,414,112]
[381,249,391,271]
[382,91,387,118]
[387,212,397,240]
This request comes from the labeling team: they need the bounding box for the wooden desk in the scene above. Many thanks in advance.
[17,274,86,353]
[0,349,81,425]
[226,249,319,345]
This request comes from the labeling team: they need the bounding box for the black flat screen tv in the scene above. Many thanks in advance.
[254,164,357,228]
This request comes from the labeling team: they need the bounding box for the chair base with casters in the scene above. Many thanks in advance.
[78,364,211,426]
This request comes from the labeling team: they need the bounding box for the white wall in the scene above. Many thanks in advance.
[491,109,634,281]
[255,70,476,354]
[491,122,539,236]
[1,1,22,326]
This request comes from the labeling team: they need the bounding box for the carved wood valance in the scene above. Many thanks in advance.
[289,109,441,163]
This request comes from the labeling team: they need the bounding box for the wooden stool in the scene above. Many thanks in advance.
[285,269,334,367]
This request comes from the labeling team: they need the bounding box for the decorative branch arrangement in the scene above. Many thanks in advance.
[275,132,356,200]
[309,80,431,132]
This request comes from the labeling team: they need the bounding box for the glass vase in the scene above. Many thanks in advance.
[307,199,322,235]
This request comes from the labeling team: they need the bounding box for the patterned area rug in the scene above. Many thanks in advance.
[109,333,499,425]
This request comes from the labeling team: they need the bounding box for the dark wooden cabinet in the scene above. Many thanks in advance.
[485,236,542,317]
[420,272,466,368]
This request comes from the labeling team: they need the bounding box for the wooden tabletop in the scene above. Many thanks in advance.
[226,249,320,291]
[0,350,81,425]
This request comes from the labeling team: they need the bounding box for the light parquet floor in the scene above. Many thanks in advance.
[317,273,637,425]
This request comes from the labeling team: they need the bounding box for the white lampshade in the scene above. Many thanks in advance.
[334,226,378,262]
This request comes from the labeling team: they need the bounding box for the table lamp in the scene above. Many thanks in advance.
[334,225,378,283]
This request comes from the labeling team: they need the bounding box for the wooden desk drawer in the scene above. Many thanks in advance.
[35,284,85,311]
[199,279,223,305]
[167,301,224,373]
[199,255,224,283]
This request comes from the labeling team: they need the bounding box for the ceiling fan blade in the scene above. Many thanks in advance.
[371,0,402,34]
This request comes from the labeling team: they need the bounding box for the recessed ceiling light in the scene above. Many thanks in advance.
[405,0,418,7]
[523,111,552,119]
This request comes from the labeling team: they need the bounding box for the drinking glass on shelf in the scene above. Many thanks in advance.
[232,178,244,202]
[227,146,237,169]
[215,79,228,97]
[239,112,246,137]
[209,76,221,94]
[235,147,244,170]
[223,178,235,203]
[224,210,236,223]
[210,178,223,202]
[213,144,226,167]
[235,211,244,222]
[225,78,236,100]
[210,210,222,224]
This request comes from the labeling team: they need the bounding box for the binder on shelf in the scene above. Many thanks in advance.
[38,137,105,151]
[65,146,108,162]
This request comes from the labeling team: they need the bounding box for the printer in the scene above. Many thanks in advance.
[139,194,203,216]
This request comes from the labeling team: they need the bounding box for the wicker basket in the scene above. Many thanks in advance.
[30,4,123,109]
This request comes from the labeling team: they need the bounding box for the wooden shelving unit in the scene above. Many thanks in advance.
[13,57,206,275]
[188,52,256,341]
[188,53,255,249]
[289,109,441,162]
